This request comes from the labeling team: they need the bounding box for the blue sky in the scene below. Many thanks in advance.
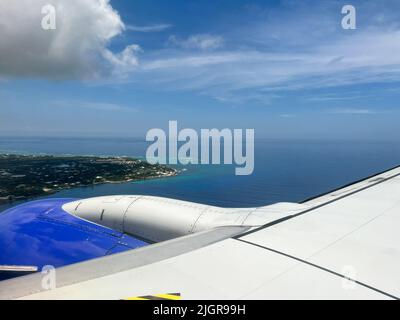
[1,0,400,140]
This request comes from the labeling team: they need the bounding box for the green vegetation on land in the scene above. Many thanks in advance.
[0,154,177,203]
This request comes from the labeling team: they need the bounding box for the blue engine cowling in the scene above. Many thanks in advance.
[0,198,149,280]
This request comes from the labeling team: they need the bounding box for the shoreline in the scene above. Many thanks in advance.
[0,154,179,205]
[0,171,179,205]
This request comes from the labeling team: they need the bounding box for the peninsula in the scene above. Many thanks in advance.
[0,154,177,203]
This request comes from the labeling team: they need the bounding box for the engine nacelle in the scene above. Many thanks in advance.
[62,196,251,243]
[63,196,306,243]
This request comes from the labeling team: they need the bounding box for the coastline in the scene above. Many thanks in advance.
[0,154,179,205]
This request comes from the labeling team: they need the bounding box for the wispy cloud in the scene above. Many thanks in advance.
[280,114,296,118]
[124,28,400,102]
[126,24,172,32]
[327,108,379,115]
[168,34,224,51]
[212,91,280,105]
[306,93,372,102]
[53,100,138,112]
[97,1,400,104]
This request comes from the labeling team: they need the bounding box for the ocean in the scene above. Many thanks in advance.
[1,136,400,212]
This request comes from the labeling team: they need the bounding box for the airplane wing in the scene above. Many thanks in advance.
[1,165,400,300]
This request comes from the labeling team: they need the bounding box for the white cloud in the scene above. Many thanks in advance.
[328,108,378,115]
[103,44,142,76]
[280,114,295,118]
[126,24,172,32]
[0,0,139,79]
[127,28,400,102]
[53,100,137,112]
[168,34,224,51]
[306,94,368,102]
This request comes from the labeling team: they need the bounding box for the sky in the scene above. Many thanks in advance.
[1,0,400,140]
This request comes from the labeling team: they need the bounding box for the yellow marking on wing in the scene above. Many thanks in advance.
[153,293,181,300]
[124,293,181,300]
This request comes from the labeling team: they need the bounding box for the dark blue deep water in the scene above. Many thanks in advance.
[1,136,400,212]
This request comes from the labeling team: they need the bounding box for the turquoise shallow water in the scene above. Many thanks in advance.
[1,136,400,212]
